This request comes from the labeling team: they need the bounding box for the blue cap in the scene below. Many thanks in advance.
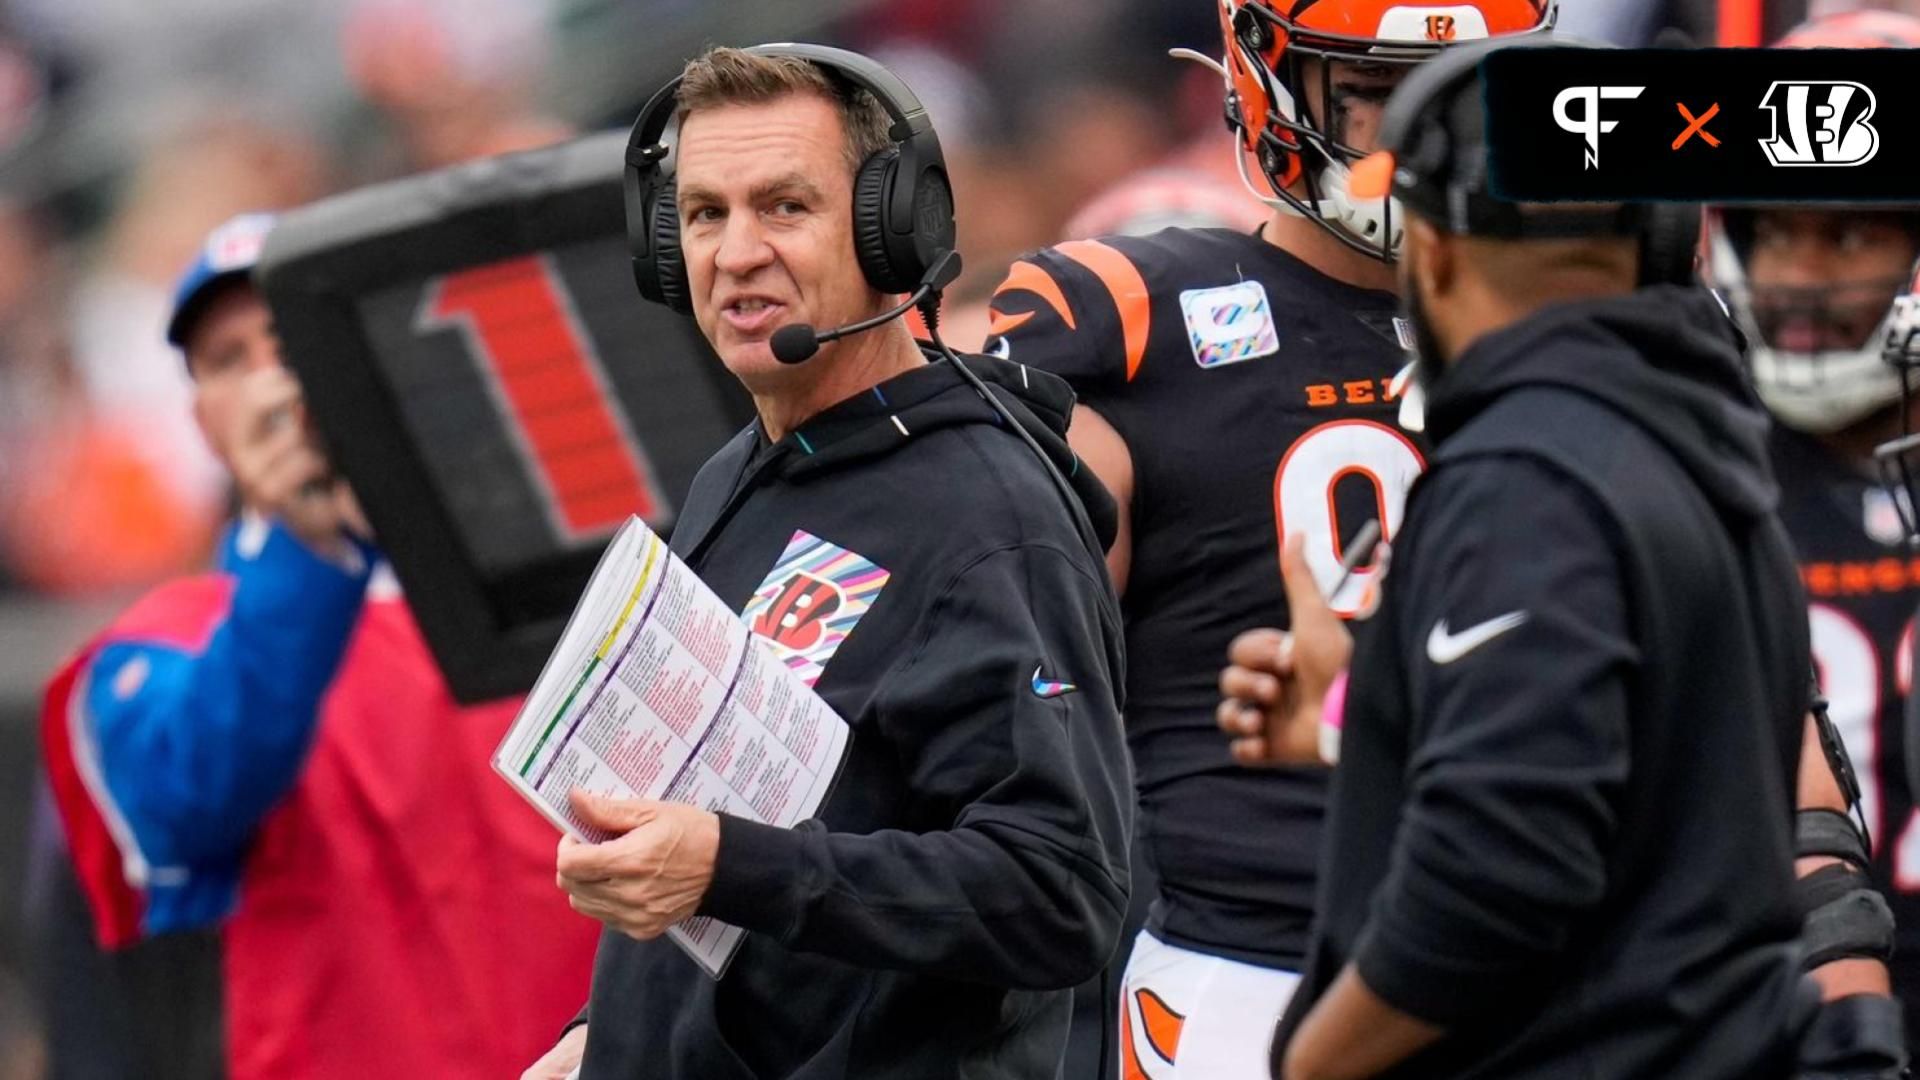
[166,212,277,348]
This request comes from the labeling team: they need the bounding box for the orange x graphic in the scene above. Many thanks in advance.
[1673,102,1721,150]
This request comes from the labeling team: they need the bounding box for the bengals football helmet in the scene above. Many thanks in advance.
[1872,262,1920,543]
[1214,0,1555,261]
[1706,10,1920,434]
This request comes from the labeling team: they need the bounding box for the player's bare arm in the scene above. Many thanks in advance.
[1278,965,1442,1080]
[1217,534,1351,766]
[1066,403,1133,595]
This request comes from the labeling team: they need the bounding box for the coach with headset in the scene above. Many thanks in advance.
[1212,40,1879,1080]
[522,44,1131,1080]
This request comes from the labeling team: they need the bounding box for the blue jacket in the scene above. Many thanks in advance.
[42,517,372,945]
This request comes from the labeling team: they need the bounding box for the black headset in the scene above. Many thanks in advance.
[1376,36,1700,289]
[624,43,957,313]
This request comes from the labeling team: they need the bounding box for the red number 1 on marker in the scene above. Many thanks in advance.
[416,254,664,539]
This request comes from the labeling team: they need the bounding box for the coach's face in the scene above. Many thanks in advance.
[677,94,878,389]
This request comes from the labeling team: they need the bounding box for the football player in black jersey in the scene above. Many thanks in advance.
[985,2,1554,1075]
[1706,11,1920,1057]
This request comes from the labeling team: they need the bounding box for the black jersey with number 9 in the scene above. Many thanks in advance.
[988,226,1419,967]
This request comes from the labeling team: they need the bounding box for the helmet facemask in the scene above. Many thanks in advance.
[1709,208,1920,433]
[1709,9,1920,436]
[1873,287,1920,546]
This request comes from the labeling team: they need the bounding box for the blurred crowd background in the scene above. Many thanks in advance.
[0,0,1912,1075]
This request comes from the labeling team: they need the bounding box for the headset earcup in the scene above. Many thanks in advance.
[650,185,692,314]
[853,147,913,293]
[1639,203,1703,288]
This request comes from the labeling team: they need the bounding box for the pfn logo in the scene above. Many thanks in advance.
[1425,14,1457,40]
[1758,81,1880,167]
[1552,85,1645,170]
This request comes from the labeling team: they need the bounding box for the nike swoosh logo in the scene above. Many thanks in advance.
[1426,612,1528,665]
[1031,665,1078,698]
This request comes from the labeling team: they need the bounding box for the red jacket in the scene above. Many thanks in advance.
[224,590,597,1078]
[44,534,596,1078]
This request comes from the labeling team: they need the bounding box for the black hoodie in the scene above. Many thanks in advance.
[578,351,1132,1080]
[1278,287,1811,1079]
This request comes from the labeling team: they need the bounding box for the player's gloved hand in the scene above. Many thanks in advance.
[1216,533,1352,766]
[522,1023,587,1080]
[217,366,368,561]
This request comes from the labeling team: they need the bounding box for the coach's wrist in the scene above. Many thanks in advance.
[697,813,808,938]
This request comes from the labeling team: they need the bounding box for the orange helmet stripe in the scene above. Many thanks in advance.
[1289,0,1553,39]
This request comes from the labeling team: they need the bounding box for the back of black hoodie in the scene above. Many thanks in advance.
[1279,287,1810,1079]
[578,352,1132,1080]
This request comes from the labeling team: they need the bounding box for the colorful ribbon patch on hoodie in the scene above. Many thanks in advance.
[742,530,891,687]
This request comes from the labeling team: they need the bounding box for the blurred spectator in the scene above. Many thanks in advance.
[0,195,221,597]
[342,0,571,173]
[1812,0,1920,12]
[837,0,1005,61]
[1556,0,1814,44]
[3,117,325,596]
[988,54,1177,246]
[40,214,600,1079]
[1061,64,1268,240]
[863,41,1053,307]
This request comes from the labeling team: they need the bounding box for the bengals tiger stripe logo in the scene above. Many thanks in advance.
[1425,14,1457,40]
[751,572,843,652]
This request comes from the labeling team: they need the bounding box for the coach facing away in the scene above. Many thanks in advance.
[522,45,1132,1080]
[1217,43,1829,1080]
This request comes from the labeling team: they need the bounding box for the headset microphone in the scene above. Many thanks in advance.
[770,250,963,364]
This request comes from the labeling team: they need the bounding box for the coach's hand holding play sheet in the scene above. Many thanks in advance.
[493,515,849,977]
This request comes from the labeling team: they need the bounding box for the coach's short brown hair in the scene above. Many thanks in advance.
[676,47,893,177]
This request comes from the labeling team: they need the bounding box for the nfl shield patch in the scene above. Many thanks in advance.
[741,530,890,687]
[1180,281,1280,369]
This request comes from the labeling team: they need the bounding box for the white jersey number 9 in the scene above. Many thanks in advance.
[1272,419,1426,619]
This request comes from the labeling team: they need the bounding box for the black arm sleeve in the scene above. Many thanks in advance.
[696,542,1132,989]
[1354,457,1638,1027]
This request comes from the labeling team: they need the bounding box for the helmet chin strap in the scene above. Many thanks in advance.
[1316,160,1405,258]
[1234,144,1405,257]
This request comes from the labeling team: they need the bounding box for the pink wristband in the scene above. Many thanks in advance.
[1318,668,1350,766]
[1322,669,1350,732]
